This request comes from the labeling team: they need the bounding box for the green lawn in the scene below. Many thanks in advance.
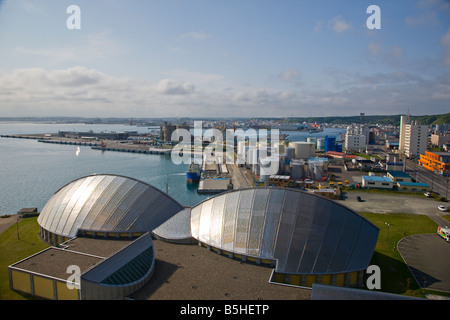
[0,216,49,300]
[360,212,447,298]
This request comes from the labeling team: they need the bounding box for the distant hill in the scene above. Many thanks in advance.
[277,113,450,126]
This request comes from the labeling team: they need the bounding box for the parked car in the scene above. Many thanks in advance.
[424,192,431,197]
[438,205,448,212]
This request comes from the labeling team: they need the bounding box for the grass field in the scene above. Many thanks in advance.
[0,213,448,300]
[0,216,48,300]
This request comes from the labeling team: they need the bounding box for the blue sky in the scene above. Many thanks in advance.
[0,0,449,118]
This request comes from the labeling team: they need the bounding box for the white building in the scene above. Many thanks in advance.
[361,176,393,189]
[399,115,428,158]
[345,125,369,152]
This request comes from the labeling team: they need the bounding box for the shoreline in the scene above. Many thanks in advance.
[0,215,19,235]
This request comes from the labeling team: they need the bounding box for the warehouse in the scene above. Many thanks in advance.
[361,175,393,189]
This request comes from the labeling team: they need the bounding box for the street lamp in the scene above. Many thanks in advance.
[385,222,390,242]
[16,215,21,240]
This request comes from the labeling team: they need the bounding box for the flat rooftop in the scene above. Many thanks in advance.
[10,237,135,280]
[129,240,311,300]
[12,247,102,280]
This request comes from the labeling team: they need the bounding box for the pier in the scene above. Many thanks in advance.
[91,146,171,155]
[1,133,172,155]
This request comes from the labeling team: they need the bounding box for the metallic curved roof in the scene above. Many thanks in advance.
[37,174,184,238]
[189,187,379,275]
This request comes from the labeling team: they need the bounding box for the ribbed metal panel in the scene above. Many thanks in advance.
[221,192,240,252]
[247,188,269,256]
[89,178,137,230]
[68,175,116,237]
[198,198,213,244]
[101,182,148,231]
[38,174,184,239]
[185,187,379,276]
[50,178,87,232]
[55,176,97,235]
[81,176,126,230]
[209,195,225,249]
[234,189,254,254]
[260,189,284,258]
[273,190,300,271]
[190,203,202,240]
[62,175,106,235]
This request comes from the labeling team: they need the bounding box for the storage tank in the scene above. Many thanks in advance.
[260,156,279,181]
[276,143,286,154]
[291,142,315,159]
[307,137,317,149]
[248,146,258,165]
[314,165,323,180]
[317,138,325,151]
[291,161,304,180]
[285,147,295,162]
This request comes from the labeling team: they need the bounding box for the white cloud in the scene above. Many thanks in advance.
[405,11,440,26]
[441,29,450,67]
[14,32,126,65]
[179,31,211,40]
[329,15,352,33]
[156,79,196,95]
[0,66,449,118]
[278,69,300,81]
[368,42,382,56]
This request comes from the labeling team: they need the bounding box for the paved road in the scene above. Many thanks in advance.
[405,159,449,199]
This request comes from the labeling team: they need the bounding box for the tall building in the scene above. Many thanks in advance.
[399,115,428,158]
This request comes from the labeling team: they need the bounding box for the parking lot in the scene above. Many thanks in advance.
[341,190,450,227]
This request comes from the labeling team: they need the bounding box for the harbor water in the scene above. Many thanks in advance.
[0,122,345,215]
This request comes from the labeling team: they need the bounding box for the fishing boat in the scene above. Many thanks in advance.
[186,163,201,183]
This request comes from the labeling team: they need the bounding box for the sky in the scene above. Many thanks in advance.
[0,0,449,119]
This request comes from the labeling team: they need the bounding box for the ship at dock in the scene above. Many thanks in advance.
[186,163,201,183]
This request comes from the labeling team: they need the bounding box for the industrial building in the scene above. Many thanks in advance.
[418,151,450,177]
[58,130,138,140]
[159,122,190,142]
[361,176,393,189]
[9,174,379,300]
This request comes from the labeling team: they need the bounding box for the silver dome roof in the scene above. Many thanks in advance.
[189,187,379,274]
[38,174,184,238]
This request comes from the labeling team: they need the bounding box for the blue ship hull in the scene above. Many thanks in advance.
[186,171,200,183]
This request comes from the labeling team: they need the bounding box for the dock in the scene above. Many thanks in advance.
[197,178,233,194]
[1,133,172,155]
[91,146,171,155]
